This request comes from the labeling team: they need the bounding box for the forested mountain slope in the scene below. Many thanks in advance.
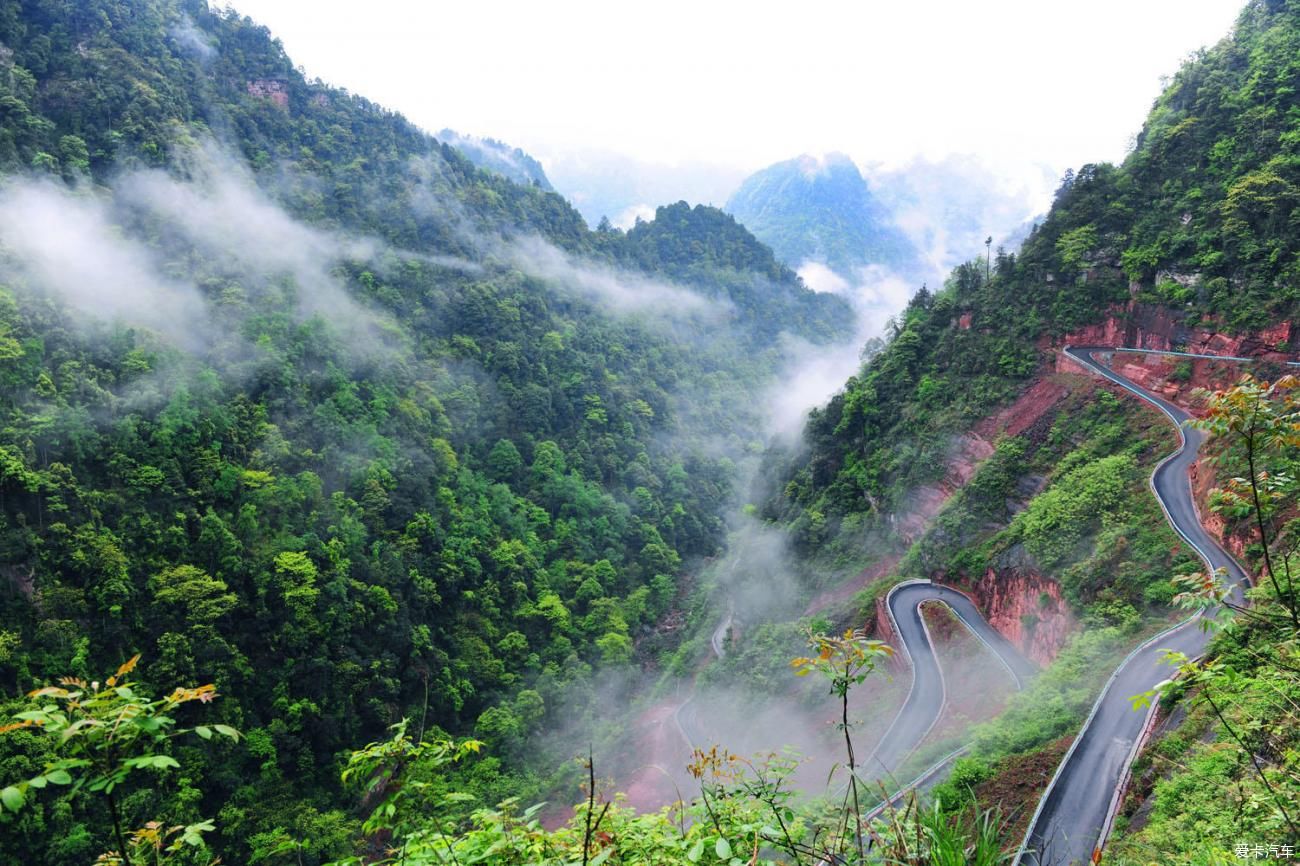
[753,5,1300,854]
[0,0,852,861]
[769,0,1300,553]
[436,128,554,191]
[726,152,922,278]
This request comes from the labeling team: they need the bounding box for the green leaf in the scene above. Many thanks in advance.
[687,839,705,863]
[50,759,90,771]
[590,847,613,866]
[26,775,46,789]
[715,837,732,859]
[194,725,213,740]
[126,755,181,770]
[212,724,240,740]
[44,770,72,785]
[180,820,215,846]
[0,786,24,812]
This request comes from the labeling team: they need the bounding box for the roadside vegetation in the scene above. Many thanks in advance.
[1,633,1022,865]
[2,0,1300,862]
[1108,375,1300,862]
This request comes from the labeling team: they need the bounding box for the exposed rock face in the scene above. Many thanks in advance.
[873,594,907,673]
[974,376,1074,440]
[2,563,34,600]
[1053,302,1296,363]
[894,432,994,542]
[872,569,1072,670]
[973,568,1074,666]
[1096,350,1244,408]
[1191,457,1251,560]
[247,79,289,108]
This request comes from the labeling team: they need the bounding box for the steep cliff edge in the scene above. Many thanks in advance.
[972,568,1074,666]
[1054,303,1296,367]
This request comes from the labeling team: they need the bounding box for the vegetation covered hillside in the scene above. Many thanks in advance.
[726,152,922,279]
[756,0,1300,859]
[769,0,1300,556]
[3,0,1300,864]
[0,0,854,862]
[436,128,555,192]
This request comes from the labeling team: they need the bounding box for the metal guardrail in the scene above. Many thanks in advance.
[1012,345,1268,865]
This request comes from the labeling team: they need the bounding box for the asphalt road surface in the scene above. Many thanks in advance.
[1015,347,1252,866]
[680,344,1253,863]
[867,581,1038,780]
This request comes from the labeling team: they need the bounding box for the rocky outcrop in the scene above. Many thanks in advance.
[873,594,908,673]
[872,569,1072,671]
[974,376,1075,441]
[247,79,289,108]
[894,433,995,542]
[1097,350,1245,409]
[1190,457,1250,561]
[972,567,1074,666]
[2,562,34,600]
[1052,302,1296,363]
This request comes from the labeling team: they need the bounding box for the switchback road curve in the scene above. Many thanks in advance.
[683,346,1254,859]
[867,581,1038,778]
[1014,346,1255,866]
[676,581,1036,799]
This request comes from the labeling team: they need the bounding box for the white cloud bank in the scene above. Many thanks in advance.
[0,180,213,351]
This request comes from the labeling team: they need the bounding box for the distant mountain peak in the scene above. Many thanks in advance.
[793,151,854,178]
[437,128,554,191]
[726,153,922,279]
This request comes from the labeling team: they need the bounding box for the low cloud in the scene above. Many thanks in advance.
[168,13,216,63]
[0,142,425,366]
[539,146,747,228]
[0,179,212,351]
[499,235,723,321]
[613,203,655,229]
[761,262,920,439]
[116,144,401,356]
[864,153,1055,271]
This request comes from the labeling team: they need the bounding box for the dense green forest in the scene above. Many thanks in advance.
[769,0,1300,555]
[3,0,1300,863]
[0,0,859,861]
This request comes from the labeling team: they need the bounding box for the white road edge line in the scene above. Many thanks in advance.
[1012,345,1271,865]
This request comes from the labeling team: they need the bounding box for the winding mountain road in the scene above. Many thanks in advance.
[1014,346,1254,865]
[867,580,1038,778]
[679,345,1259,863]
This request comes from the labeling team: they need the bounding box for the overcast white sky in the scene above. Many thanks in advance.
[227,0,1242,179]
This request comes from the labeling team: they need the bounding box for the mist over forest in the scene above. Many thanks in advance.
[1,2,1300,865]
